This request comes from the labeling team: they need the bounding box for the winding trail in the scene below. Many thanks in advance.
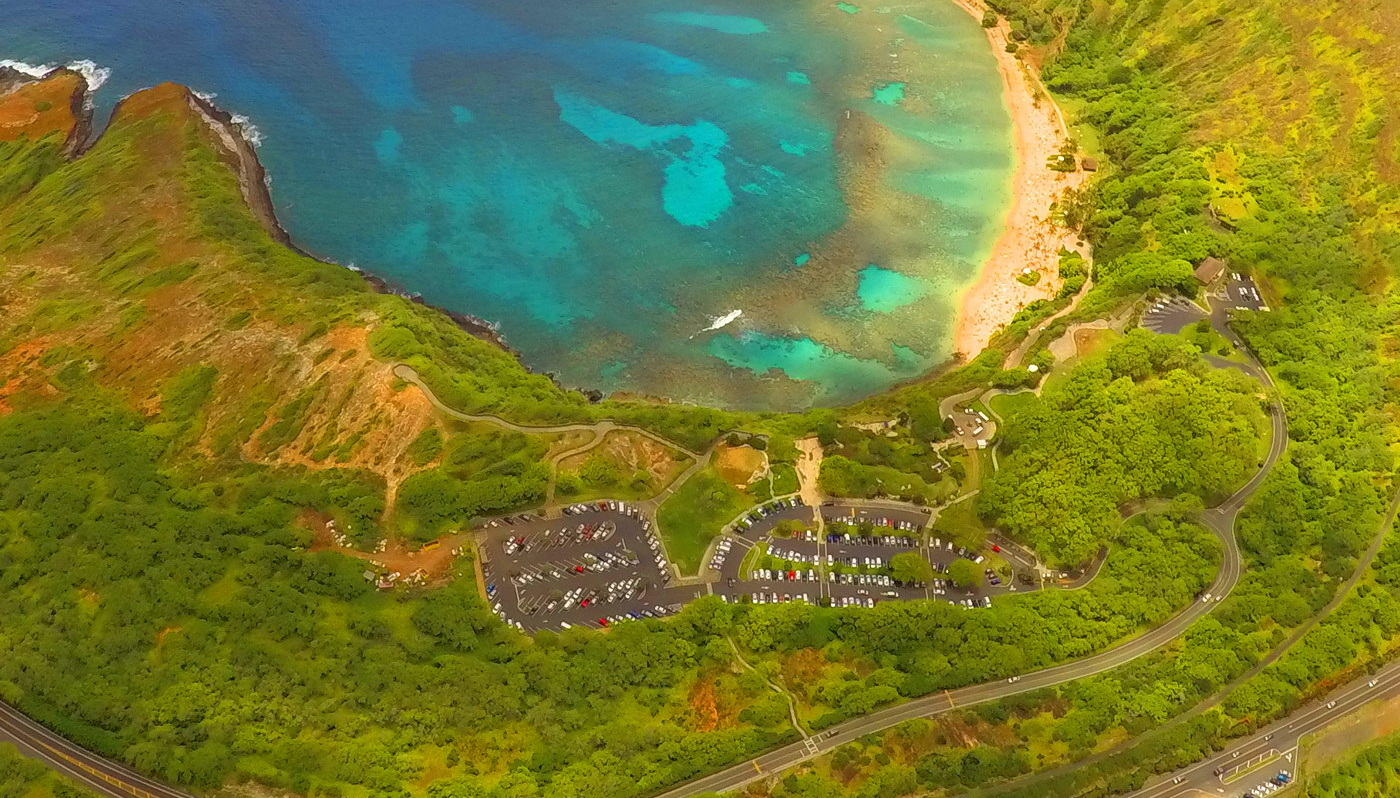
[392,364,702,457]
[393,363,711,515]
[650,298,1288,798]
[1004,271,1096,369]
[726,637,809,737]
[0,312,1289,798]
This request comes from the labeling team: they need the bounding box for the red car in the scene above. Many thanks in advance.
[597,618,609,627]
[991,545,1002,553]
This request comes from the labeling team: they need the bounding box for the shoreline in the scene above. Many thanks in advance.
[945,0,1091,358]
[2,64,524,366]
[7,23,1083,410]
[181,89,549,379]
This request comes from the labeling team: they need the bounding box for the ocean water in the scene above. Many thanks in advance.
[0,0,1013,410]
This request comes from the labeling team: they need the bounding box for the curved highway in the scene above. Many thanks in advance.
[0,703,192,798]
[1130,656,1400,798]
[0,333,1284,798]
[653,351,1286,798]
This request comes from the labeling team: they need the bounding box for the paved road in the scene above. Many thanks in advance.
[653,523,1241,798]
[652,321,1288,798]
[0,703,192,798]
[652,465,1266,797]
[1129,657,1400,798]
[0,298,1283,798]
[992,479,1400,797]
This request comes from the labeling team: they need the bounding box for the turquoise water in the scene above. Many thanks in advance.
[872,82,907,106]
[858,265,925,311]
[0,0,1013,409]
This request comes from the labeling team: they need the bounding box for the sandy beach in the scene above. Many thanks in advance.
[946,0,1091,357]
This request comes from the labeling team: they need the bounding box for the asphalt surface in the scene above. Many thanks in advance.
[706,502,1031,609]
[480,504,705,632]
[0,703,192,798]
[652,520,1242,798]
[651,310,1288,798]
[1129,658,1400,798]
[1142,295,1207,335]
[1222,272,1268,313]
[652,496,1256,798]
[1142,273,1266,338]
[0,286,1285,798]
[994,480,1400,798]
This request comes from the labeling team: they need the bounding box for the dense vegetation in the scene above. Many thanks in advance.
[0,399,800,795]
[0,387,1228,797]
[3,0,1400,792]
[816,422,955,505]
[1307,732,1400,798]
[0,744,90,798]
[714,0,1400,792]
[982,331,1265,565]
[395,426,551,543]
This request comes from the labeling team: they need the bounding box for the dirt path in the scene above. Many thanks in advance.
[794,436,825,508]
[1005,271,1096,368]
[543,430,605,505]
[393,363,702,457]
[726,637,809,738]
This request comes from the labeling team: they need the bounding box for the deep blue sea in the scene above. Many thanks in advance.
[0,0,1013,409]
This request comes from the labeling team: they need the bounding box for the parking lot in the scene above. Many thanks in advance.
[1144,274,1268,339]
[1223,272,1267,311]
[478,498,1041,631]
[710,503,1036,609]
[1142,295,1206,335]
[479,501,704,632]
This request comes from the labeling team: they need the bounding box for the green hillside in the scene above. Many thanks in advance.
[0,1,1399,797]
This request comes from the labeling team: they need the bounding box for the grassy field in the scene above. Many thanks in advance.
[770,463,800,495]
[656,464,753,573]
[989,391,1039,422]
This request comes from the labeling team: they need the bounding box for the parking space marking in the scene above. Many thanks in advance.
[486,501,1040,631]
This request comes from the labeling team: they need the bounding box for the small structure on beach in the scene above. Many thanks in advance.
[1194,257,1227,285]
[1080,157,1099,172]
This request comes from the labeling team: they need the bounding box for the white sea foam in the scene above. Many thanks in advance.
[0,59,54,78]
[228,113,264,147]
[66,59,110,90]
[0,58,109,90]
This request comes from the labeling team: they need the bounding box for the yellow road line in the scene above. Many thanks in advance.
[40,742,158,798]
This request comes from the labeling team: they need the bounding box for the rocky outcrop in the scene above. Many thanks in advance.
[0,67,90,153]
